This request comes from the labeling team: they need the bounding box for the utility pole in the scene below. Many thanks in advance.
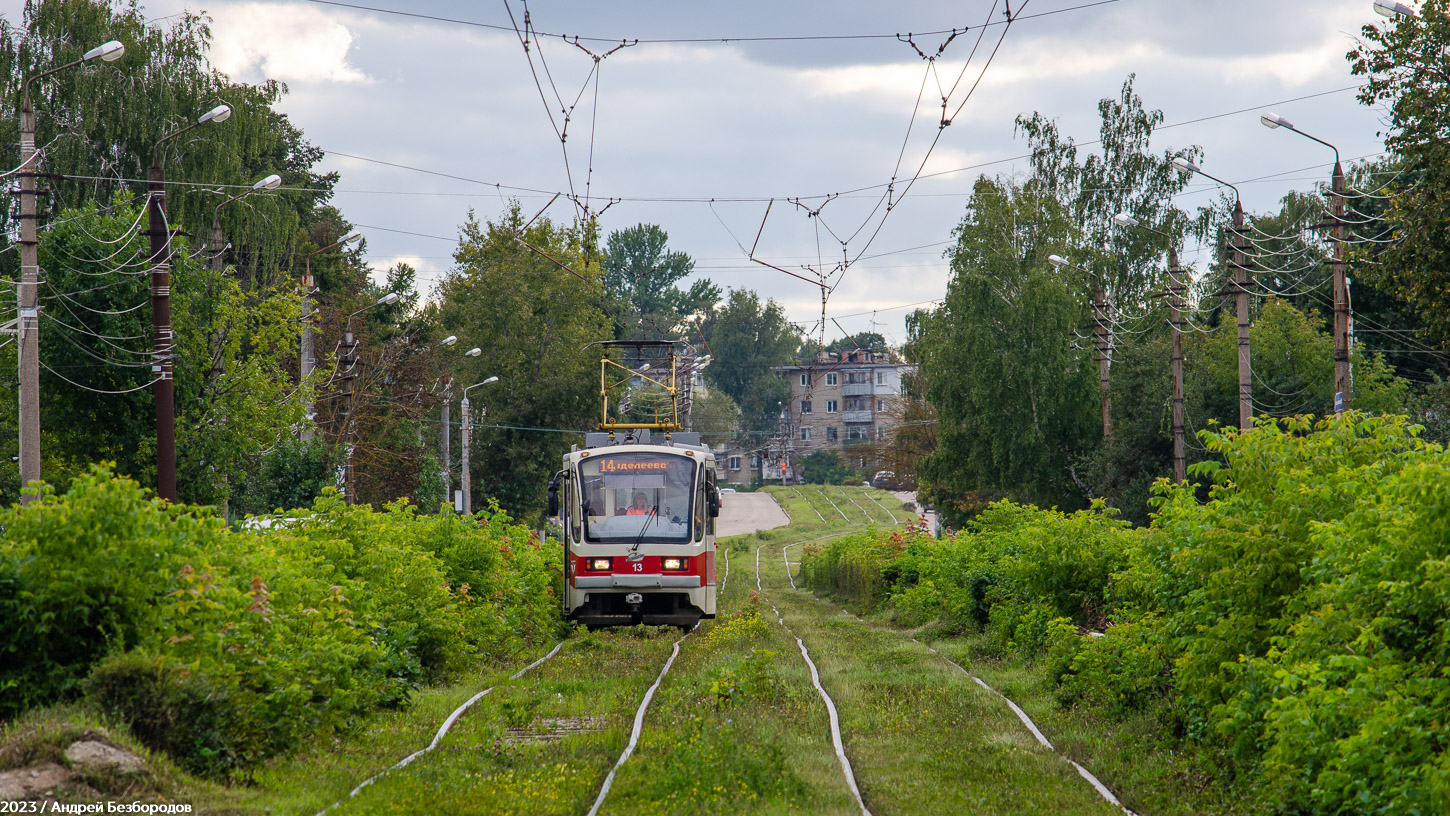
[440,375,452,507]
[1232,200,1253,430]
[301,232,362,441]
[1093,280,1112,441]
[460,395,472,515]
[1330,162,1351,413]
[340,329,358,502]
[1168,247,1186,483]
[12,40,125,503]
[16,91,40,502]
[147,162,178,502]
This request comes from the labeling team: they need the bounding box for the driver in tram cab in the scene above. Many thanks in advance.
[626,491,653,515]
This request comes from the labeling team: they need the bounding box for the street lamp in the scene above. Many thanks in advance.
[1172,158,1252,431]
[1259,113,1352,412]
[338,291,401,503]
[460,376,500,515]
[1049,254,1114,441]
[208,173,283,271]
[149,103,233,503]
[1114,214,1188,483]
[14,39,125,503]
[299,231,363,441]
[1373,0,1415,17]
[438,339,483,510]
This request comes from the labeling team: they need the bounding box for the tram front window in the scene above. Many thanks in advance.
[578,452,695,544]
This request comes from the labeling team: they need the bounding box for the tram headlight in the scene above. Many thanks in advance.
[662,557,688,572]
[587,558,612,571]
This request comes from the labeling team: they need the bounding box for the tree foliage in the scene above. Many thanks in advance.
[601,223,718,341]
[917,175,1095,514]
[1350,1,1450,345]
[699,288,798,438]
[436,204,610,519]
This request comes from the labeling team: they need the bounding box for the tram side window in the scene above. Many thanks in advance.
[567,475,581,542]
[694,467,706,542]
[706,469,717,537]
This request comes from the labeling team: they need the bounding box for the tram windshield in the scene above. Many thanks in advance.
[577,452,696,544]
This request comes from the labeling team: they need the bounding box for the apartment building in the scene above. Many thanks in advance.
[775,349,911,467]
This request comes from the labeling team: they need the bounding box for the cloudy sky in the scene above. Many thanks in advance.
[5,0,1398,345]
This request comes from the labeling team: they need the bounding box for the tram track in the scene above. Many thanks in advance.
[760,528,1130,815]
[585,626,696,816]
[813,487,852,521]
[314,641,566,816]
[756,544,874,816]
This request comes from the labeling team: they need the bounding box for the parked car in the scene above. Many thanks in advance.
[870,470,896,489]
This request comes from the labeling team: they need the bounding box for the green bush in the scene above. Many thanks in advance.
[0,465,563,778]
[804,413,1450,814]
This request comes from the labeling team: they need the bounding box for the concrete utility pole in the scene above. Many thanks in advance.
[437,341,481,509]
[150,103,233,502]
[1094,280,1113,441]
[460,395,472,514]
[301,231,362,441]
[1173,158,1251,431]
[339,328,358,502]
[1049,254,1111,440]
[16,90,41,501]
[460,376,499,515]
[1330,162,1351,412]
[1113,214,1185,481]
[441,375,452,501]
[1260,112,1349,413]
[14,40,125,502]
[146,161,178,502]
[1168,247,1186,483]
[1233,201,1253,430]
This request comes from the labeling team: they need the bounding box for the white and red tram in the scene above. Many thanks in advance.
[551,430,720,627]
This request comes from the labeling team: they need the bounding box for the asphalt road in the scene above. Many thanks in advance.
[715,492,790,538]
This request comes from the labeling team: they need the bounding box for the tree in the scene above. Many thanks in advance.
[1350,2,1450,346]
[601,224,719,341]
[698,289,799,439]
[689,388,742,439]
[436,203,610,519]
[4,196,315,508]
[799,450,852,485]
[917,175,1096,513]
[0,1,337,290]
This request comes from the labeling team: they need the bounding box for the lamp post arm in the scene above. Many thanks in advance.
[1284,126,1340,167]
[1192,168,1241,208]
[21,58,88,99]
[153,120,205,165]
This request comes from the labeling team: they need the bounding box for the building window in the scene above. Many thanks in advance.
[826,400,838,413]
[751,455,761,468]
[800,400,812,414]
[801,427,812,441]
[800,373,808,387]
[848,427,863,440]
[876,371,886,385]
[827,427,838,441]
[877,399,886,412]
[826,373,838,386]
[876,426,886,440]
[729,456,741,470]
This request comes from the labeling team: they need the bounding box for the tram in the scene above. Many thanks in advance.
[549,342,720,628]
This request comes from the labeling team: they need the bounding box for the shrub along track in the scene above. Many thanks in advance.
[758,527,1131,815]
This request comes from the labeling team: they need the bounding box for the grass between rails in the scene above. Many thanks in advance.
[597,546,859,815]
[180,651,563,815]
[758,531,1125,815]
[922,634,1257,816]
[310,627,681,816]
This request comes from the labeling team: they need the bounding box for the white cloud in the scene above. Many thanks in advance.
[207,3,371,84]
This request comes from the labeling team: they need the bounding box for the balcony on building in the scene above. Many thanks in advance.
[842,410,874,423]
